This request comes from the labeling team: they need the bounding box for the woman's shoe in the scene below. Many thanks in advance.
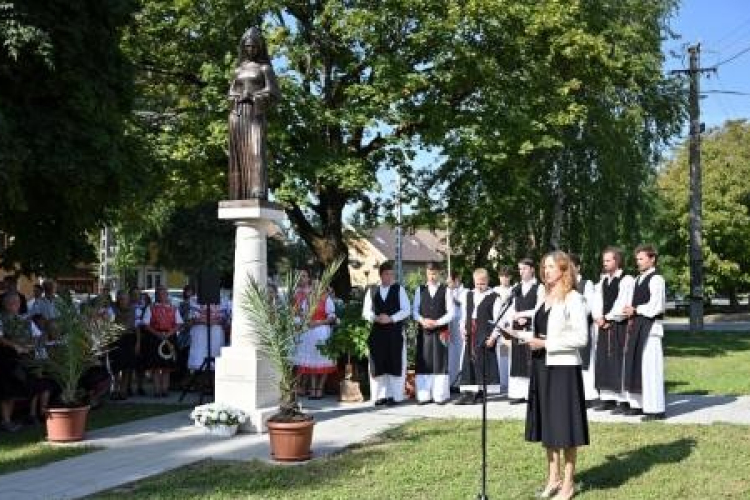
[551,483,578,500]
[537,480,562,499]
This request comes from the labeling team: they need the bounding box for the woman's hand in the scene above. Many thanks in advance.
[526,337,546,351]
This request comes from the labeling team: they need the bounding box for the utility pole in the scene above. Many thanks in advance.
[446,214,451,278]
[687,45,703,334]
[672,44,714,334]
[395,169,403,284]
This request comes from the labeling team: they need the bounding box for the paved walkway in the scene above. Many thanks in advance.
[663,315,750,331]
[2,392,750,500]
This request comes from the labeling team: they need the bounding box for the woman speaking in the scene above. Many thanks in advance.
[521,251,589,500]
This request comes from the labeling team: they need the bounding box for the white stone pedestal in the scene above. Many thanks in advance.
[214,199,286,434]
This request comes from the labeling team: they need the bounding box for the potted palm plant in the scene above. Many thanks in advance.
[36,293,123,442]
[241,258,343,461]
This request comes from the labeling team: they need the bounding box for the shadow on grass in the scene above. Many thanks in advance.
[579,438,696,492]
[665,332,750,358]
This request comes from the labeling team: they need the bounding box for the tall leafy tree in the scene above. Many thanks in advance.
[122,1,492,298]
[0,0,141,276]
[655,120,750,305]
[414,0,685,275]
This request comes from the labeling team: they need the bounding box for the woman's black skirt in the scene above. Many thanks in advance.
[109,332,138,373]
[143,332,177,371]
[0,346,29,399]
[525,354,589,448]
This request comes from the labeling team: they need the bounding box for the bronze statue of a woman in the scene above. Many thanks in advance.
[228,27,280,200]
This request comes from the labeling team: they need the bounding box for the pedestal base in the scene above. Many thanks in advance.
[214,345,280,434]
[214,199,286,434]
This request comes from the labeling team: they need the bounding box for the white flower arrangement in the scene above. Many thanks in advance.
[190,403,247,427]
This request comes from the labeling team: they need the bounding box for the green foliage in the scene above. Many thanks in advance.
[154,201,235,276]
[402,269,425,296]
[318,302,370,364]
[0,0,144,276]
[0,2,51,61]
[240,257,343,419]
[413,0,685,275]
[33,295,124,406]
[654,120,750,300]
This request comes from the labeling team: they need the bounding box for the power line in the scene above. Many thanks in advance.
[711,44,750,68]
[715,16,750,50]
[702,89,750,96]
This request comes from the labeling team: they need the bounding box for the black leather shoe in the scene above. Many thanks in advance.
[417,399,433,406]
[610,403,630,415]
[508,398,526,405]
[642,412,667,421]
[593,400,617,411]
[374,398,388,406]
[623,407,643,416]
[386,398,398,407]
[454,392,474,405]
[473,391,485,404]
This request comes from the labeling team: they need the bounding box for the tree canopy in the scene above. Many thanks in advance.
[2,0,687,292]
[412,0,685,277]
[655,120,750,304]
[0,0,142,276]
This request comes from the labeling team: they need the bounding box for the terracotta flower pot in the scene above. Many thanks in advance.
[267,418,315,462]
[46,406,91,442]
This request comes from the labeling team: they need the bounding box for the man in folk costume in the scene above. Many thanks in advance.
[492,265,514,395]
[622,245,667,421]
[455,268,504,405]
[591,247,635,413]
[362,261,411,406]
[412,262,455,405]
[506,258,545,404]
[446,270,466,393]
[571,254,598,406]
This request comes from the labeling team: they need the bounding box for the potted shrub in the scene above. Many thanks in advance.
[35,294,123,442]
[318,302,370,402]
[240,258,342,462]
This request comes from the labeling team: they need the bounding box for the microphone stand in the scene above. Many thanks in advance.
[477,287,517,500]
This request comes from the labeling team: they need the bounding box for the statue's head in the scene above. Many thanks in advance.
[239,27,270,64]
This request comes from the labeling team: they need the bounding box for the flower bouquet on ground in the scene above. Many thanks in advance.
[190,402,247,437]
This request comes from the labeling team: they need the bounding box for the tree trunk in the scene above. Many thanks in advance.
[285,205,352,301]
[728,287,739,311]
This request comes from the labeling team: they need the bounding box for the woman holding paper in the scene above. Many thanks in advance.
[512,251,589,500]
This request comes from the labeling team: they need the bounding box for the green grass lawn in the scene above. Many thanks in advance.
[665,331,750,395]
[90,418,750,499]
[0,403,188,476]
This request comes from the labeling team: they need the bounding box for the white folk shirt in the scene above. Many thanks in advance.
[361,284,411,323]
[577,274,596,317]
[412,283,455,326]
[592,269,635,322]
[492,285,514,304]
[634,268,666,338]
[459,288,505,340]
